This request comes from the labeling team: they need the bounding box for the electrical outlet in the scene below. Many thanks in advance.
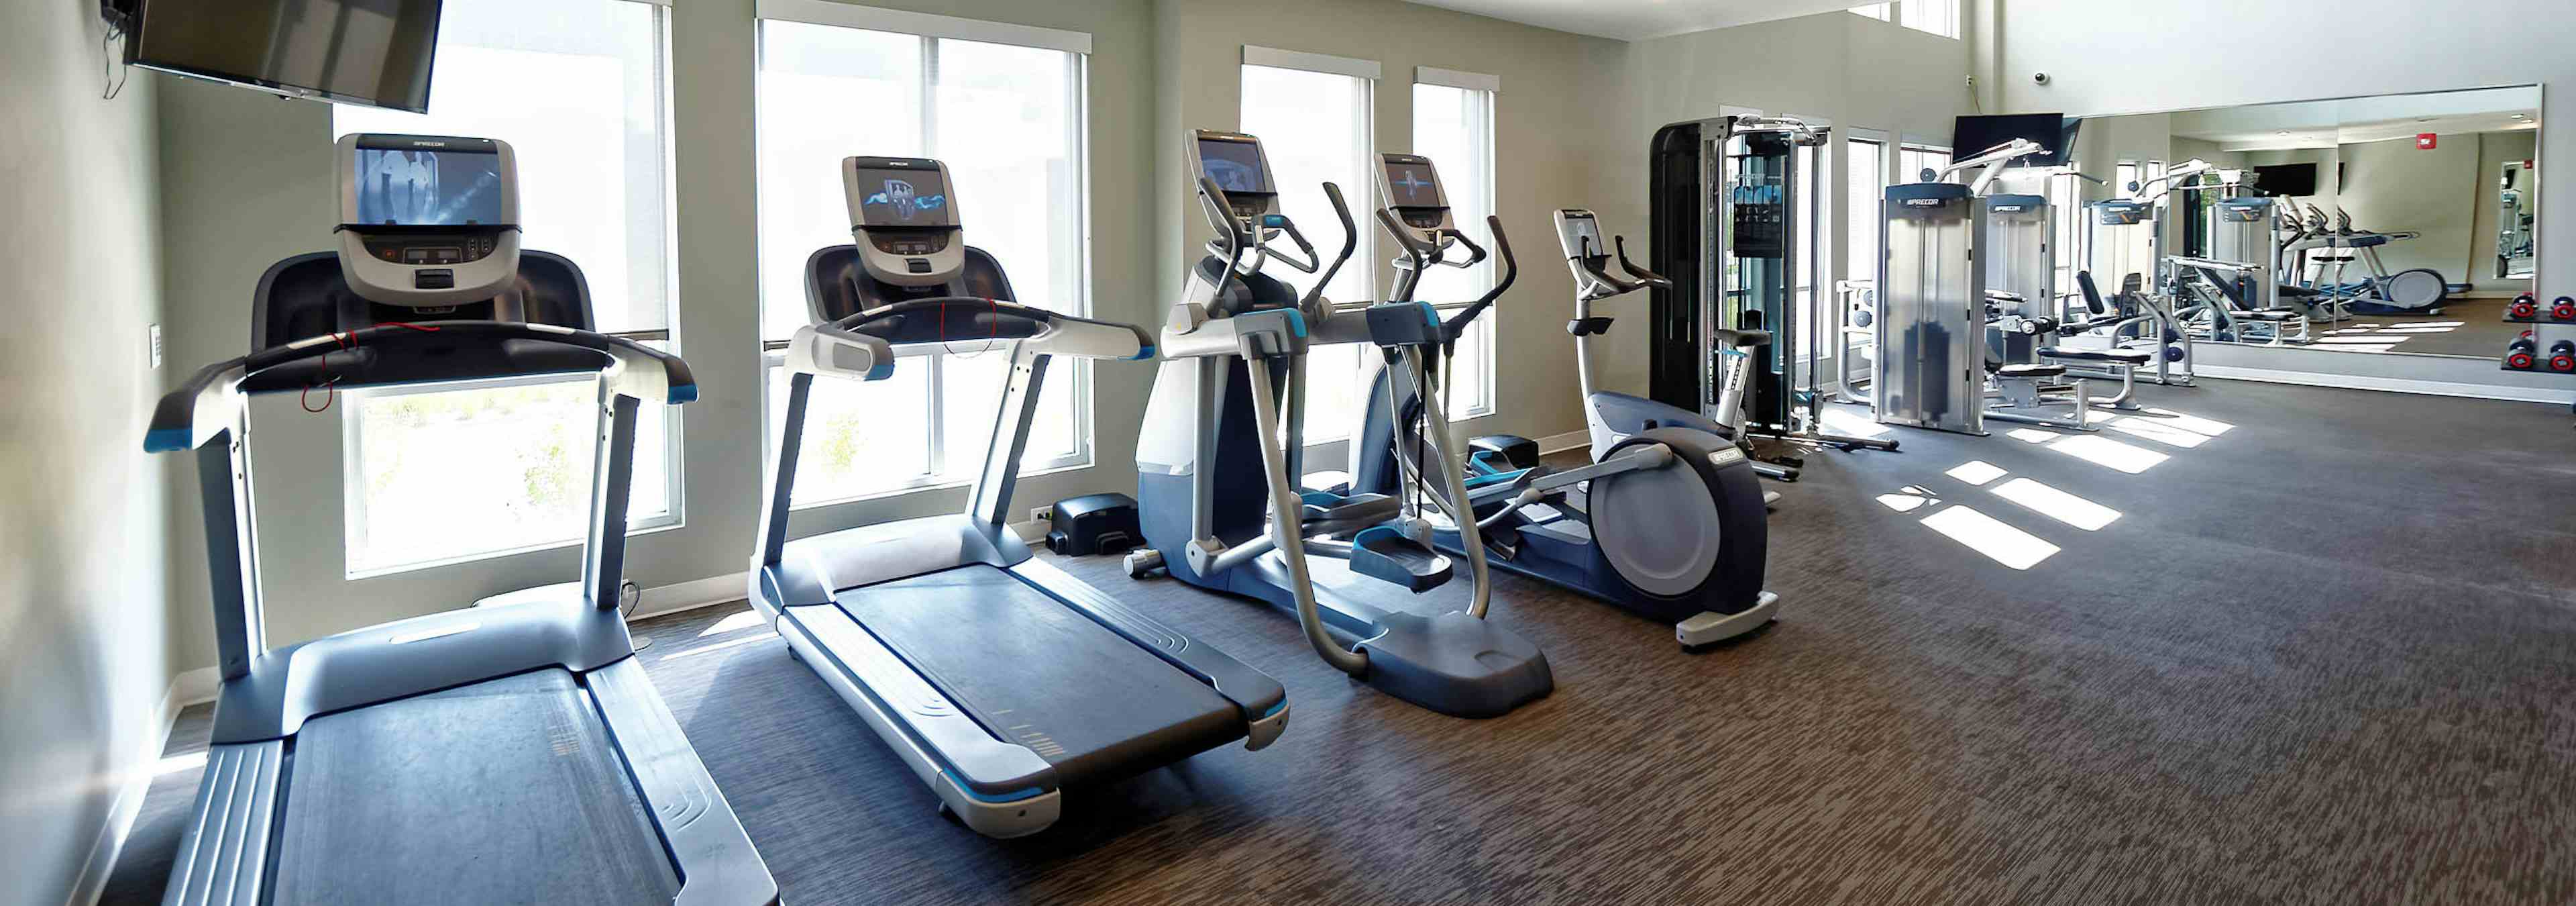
[1031,506,1053,525]
[149,323,162,368]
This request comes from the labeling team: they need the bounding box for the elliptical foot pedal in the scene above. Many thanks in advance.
[1676,591,1780,648]
[1350,525,1452,593]
[1356,610,1553,718]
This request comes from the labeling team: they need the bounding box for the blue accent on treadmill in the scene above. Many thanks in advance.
[1260,698,1287,718]
[1261,214,1287,228]
[1129,344,1157,360]
[1415,301,1440,326]
[667,383,699,405]
[1283,309,1308,338]
[145,427,192,454]
[1298,490,1341,509]
[866,361,896,381]
[941,770,1047,803]
[1462,468,1525,489]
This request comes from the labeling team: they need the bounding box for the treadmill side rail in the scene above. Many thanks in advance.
[1014,557,1289,748]
[161,741,282,906]
[771,599,1065,838]
[589,657,782,905]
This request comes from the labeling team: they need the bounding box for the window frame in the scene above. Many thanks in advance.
[751,5,1097,509]
[1848,3,1892,21]
[1409,70,1499,421]
[331,0,684,578]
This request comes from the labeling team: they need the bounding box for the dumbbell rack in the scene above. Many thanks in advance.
[2501,291,2576,377]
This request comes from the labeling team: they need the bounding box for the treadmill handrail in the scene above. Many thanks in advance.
[146,321,692,454]
[792,296,1152,381]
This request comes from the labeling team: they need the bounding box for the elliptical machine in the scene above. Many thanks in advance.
[1124,131,1552,719]
[1342,155,1779,648]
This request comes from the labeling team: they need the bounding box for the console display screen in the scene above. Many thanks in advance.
[1383,160,1445,209]
[1560,216,1604,257]
[354,148,506,226]
[1197,138,1273,195]
[855,167,955,228]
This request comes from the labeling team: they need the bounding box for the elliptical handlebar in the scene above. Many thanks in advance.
[1442,215,1516,338]
[1302,182,1358,311]
[1195,175,1249,277]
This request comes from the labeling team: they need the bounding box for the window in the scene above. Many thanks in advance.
[1846,137,1887,287]
[1240,60,1375,442]
[1792,138,1830,362]
[1899,0,1960,38]
[331,0,674,576]
[754,12,1089,506]
[1900,143,1952,185]
[1843,136,1886,380]
[1409,77,1497,419]
[2043,169,2083,305]
[1848,3,1891,21]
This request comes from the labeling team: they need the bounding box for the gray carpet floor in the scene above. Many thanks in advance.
[103,379,2576,905]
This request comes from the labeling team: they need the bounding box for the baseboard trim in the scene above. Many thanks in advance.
[2194,366,2576,405]
[628,572,754,621]
[68,669,203,906]
[1534,430,1589,455]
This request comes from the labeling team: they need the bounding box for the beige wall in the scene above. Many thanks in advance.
[1,2,170,902]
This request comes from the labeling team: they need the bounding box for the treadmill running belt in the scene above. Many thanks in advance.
[271,668,680,905]
[845,566,1242,787]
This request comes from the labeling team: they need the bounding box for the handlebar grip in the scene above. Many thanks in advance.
[1442,215,1517,336]
[1302,182,1359,309]
[1613,235,1672,290]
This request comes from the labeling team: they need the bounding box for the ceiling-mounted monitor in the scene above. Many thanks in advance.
[121,0,446,113]
[1951,113,2076,168]
[2253,162,2318,197]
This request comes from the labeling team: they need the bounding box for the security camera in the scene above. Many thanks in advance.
[2032,72,2051,85]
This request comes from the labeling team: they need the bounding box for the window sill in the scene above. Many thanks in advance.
[344,513,686,581]
[785,454,1096,513]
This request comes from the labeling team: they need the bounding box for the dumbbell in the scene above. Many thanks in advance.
[2552,340,2576,373]
[2509,293,2540,319]
[2553,296,2576,321]
[2506,336,2538,370]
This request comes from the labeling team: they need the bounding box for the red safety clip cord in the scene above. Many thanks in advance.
[303,321,443,413]
[938,297,1002,358]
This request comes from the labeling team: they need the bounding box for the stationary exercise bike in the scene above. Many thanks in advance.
[1346,163,1778,647]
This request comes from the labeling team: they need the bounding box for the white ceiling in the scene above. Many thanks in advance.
[1399,0,1866,41]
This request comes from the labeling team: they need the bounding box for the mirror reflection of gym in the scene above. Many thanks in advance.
[2060,86,2541,361]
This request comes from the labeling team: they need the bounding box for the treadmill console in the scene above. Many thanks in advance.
[843,156,965,287]
[335,134,523,307]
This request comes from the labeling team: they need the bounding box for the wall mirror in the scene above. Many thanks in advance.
[2058,85,2540,362]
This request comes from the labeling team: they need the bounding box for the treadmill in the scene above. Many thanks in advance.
[146,134,775,905]
[749,156,1289,838]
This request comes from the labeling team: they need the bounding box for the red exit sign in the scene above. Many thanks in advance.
[2416,133,2438,150]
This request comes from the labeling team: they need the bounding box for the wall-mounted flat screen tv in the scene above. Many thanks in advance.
[126,0,445,113]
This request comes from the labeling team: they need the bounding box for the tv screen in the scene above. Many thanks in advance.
[2254,163,2318,197]
[129,0,445,113]
[1951,113,2074,167]
[354,145,504,225]
[1197,138,1273,195]
[1382,158,1446,209]
[853,166,955,228]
